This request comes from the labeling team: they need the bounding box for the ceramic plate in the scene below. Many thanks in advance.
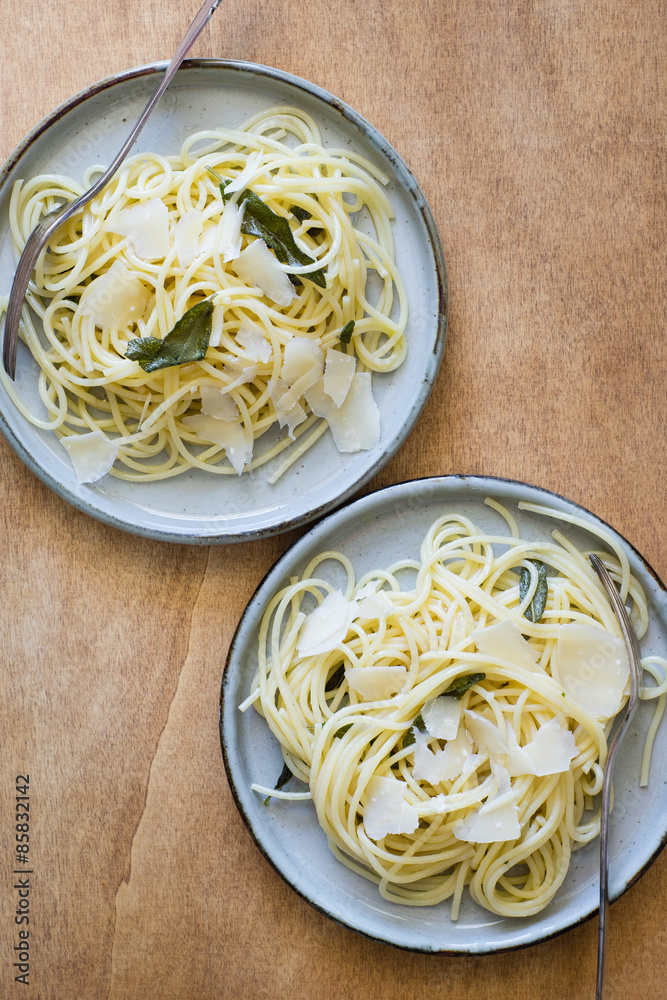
[220,475,667,953]
[0,60,446,543]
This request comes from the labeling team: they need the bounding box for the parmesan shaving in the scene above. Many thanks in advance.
[200,386,239,421]
[346,665,407,701]
[174,210,205,267]
[555,623,630,719]
[422,695,463,741]
[230,239,296,306]
[297,591,358,657]
[474,620,540,669]
[323,349,356,407]
[363,776,419,841]
[181,414,252,475]
[217,200,245,262]
[79,261,150,330]
[106,197,169,260]
[236,325,272,363]
[60,430,119,484]
[305,373,380,453]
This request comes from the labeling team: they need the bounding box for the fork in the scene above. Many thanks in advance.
[1,0,223,380]
[588,553,642,1000]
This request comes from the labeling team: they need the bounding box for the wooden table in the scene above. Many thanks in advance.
[1,2,665,997]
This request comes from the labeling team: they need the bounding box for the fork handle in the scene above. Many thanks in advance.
[2,0,223,379]
[589,554,642,1000]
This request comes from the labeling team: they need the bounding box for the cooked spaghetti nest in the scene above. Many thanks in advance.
[242,500,667,918]
[1,106,407,482]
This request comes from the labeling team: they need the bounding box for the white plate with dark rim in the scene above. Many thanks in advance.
[220,475,667,953]
[0,59,446,544]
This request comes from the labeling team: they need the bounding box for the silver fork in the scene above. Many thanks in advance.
[1,0,223,380]
[588,553,642,1000]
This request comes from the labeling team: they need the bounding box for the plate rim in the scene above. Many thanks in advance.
[0,58,448,544]
[219,472,667,954]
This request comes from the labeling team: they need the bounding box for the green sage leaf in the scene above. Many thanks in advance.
[520,560,548,623]
[402,713,426,748]
[339,320,355,345]
[325,664,345,693]
[290,205,312,222]
[263,761,293,804]
[441,673,486,699]
[126,300,214,373]
[219,180,326,288]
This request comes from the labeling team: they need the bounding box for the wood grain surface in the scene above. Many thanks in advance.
[1,1,665,998]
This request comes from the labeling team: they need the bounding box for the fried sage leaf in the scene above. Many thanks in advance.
[520,560,548,623]
[402,674,485,749]
[402,713,426,748]
[290,205,312,222]
[220,180,326,288]
[263,761,294,804]
[325,664,346,693]
[339,320,355,345]
[126,300,214,373]
[441,673,486,699]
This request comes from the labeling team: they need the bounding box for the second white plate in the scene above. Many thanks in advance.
[220,475,667,952]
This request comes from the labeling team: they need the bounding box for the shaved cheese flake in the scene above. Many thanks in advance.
[269,381,308,437]
[305,373,380,453]
[346,665,406,701]
[524,717,577,776]
[209,305,225,348]
[80,261,150,330]
[363,776,419,841]
[225,151,262,194]
[504,726,536,777]
[297,590,358,657]
[106,197,169,259]
[464,709,510,758]
[175,210,204,267]
[355,590,393,621]
[555,623,629,719]
[454,764,521,843]
[461,752,483,776]
[281,338,324,387]
[456,801,520,843]
[196,222,217,259]
[60,430,119,483]
[412,727,472,784]
[323,349,356,407]
[474,620,539,669]
[236,325,272,363]
[223,363,257,391]
[217,200,245,262]
[491,762,513,797]
[181,414,252,475]
[268,339,325,424]
[231,239,295,306]
[200,386,239,421]
[423,695,463,741]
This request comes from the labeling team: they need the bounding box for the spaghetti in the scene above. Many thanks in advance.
[1,107,406,482]
[242,500,667,917]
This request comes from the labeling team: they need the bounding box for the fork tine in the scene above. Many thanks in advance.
[2,226,48,380]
